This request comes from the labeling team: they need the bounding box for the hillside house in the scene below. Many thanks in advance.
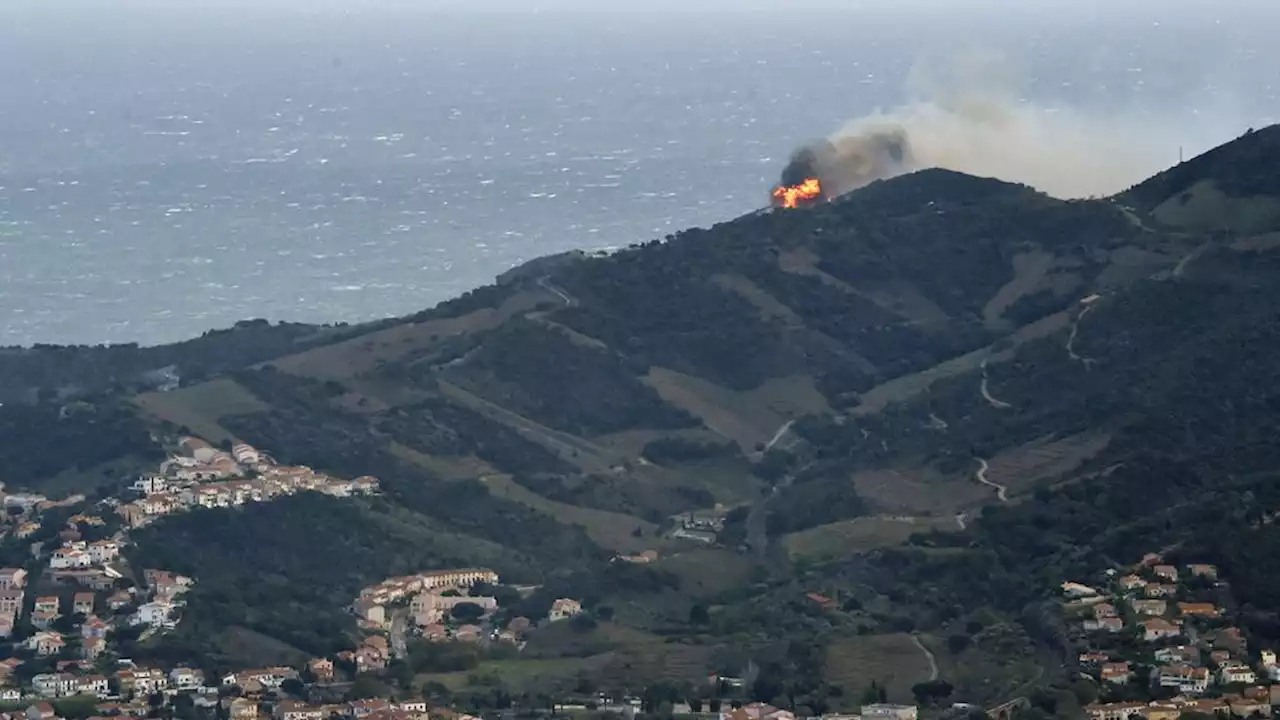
[81,616,109,639]
[31,610,58,630]
[26,632,65,656]
[169,667,204,690]
[1227,697,1270,718]
[1219,665,1257,685]
[117,668,168,695]
[349,699,392,717]
[27,702,56,720]
[229,698,259,720]
[1092,603,1117,618]
[1157,665,1210,694]
[132,475,168,495]
[1144,584,1178,598]
[33,596,58,614]
[1084,703,1147,720]
[1062,582,1099,598]
[132,601,174,628]
[1143,619,1182,642]
[0,589,24,616]
[1131,599,1167,616]
[1084,617,1124,633]
[81,636,105,661]
[49,547,92,570]
[309,658,334,683]
[1155,645,1201,665]
[1080,652,1110,667]
[277,701,324,720]
[72,592,94,616]
[1153,565,1179,582]
[1118,575,1146,592]
[1101,662,1132,684]
[87,540,120,564]
[861,705,918,720]
[0,568,27,589]
[1188,564,1218,580]
[548,598,583,622]
[1178,602,1221,618]
[107,590,132,611]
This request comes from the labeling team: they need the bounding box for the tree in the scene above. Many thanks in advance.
[280,678,305,697]
[689,604,710,625]
[569,614,598,633]
[947,634,971,654]
[911,680,953,706]
[595,605,615,621]
[450,602,485,623]
[348,675,391,700]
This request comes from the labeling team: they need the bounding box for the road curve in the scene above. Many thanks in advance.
[912,634,940,681]
[975,457,1008,503]
[979,359,1014,410]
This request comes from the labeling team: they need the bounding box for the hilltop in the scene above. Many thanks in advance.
[2,126,1280,712]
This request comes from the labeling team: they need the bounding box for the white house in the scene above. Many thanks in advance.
[132,601,174,628]
[49,548,93,570]
[79,676,109,698]
[1157,665,1210,695]
[132,476,168,496]
[87,540,120,564]
[1219,665,1257,685]
[232,444,261,465]
[169,668,204,690]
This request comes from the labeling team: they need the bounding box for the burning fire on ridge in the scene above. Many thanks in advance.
[770,127,913,209]
[771,177,824,209]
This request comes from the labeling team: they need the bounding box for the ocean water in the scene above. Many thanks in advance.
[1,5,1277,346]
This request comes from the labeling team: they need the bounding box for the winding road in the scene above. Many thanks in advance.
[975,457,1008,503]
[912,634,940,682]
[979,360,1014,410]
[537,276,577,306]
[1066,305,1097,366]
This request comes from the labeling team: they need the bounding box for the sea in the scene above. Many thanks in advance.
[2,3,1278,347]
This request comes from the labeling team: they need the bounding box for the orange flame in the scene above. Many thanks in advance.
[771,177,823,209]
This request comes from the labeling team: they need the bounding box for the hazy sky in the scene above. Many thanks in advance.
[3,0,1250,12]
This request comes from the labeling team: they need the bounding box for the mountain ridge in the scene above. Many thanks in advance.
[1,126,1279,704]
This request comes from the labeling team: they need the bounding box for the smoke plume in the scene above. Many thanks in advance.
[785,50,1234,200]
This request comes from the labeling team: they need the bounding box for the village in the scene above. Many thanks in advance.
[1065,552,1280,720]
[0,434,927,720]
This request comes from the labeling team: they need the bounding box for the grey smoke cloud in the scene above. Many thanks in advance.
[785,50,1242,200]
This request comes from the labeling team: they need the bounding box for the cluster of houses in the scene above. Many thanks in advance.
[1071,553,1280,719]
[1069,558,1223,643]
[3,654,439,720]
[114,438,379,528]
[349,568,584,656]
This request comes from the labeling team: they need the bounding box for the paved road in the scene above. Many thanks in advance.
[975,457,1009,503]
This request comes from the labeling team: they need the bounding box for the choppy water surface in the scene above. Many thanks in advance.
[1,6,1276,345]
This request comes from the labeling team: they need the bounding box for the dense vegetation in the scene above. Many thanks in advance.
[442,319,696,435]
[0,398,162,491]
[129,495,457,659]
[10,126,1280,704]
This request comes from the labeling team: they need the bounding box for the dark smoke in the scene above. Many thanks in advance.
[779,128,913,198]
